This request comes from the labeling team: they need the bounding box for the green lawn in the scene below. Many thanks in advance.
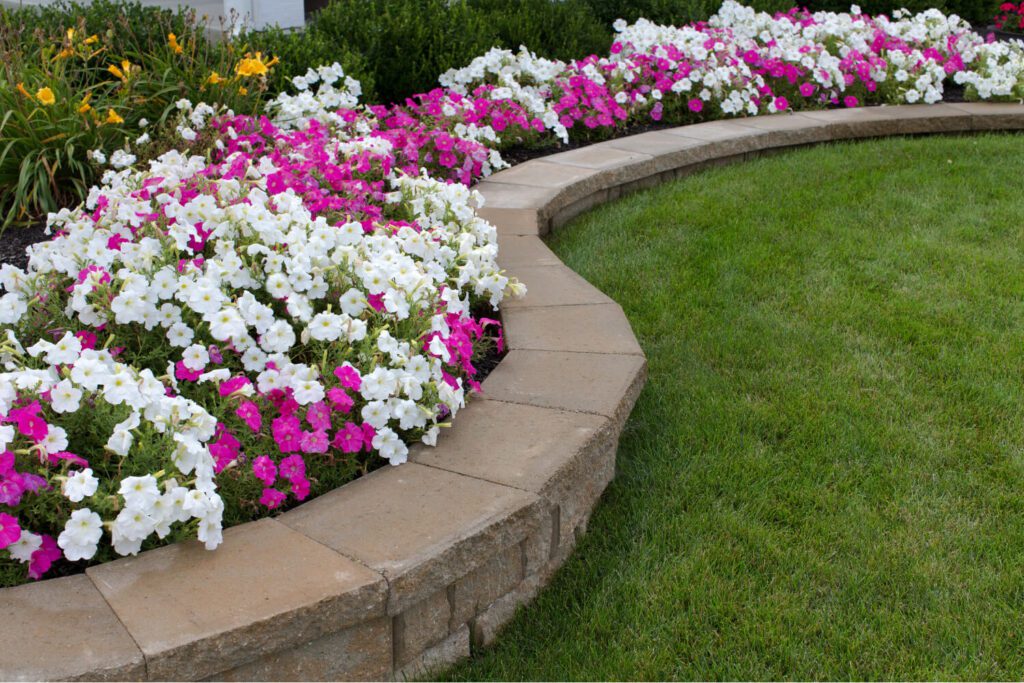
[444,133,1024,680]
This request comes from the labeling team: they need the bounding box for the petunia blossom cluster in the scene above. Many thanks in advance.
[438,2,1024,136]
[0,73,521,583]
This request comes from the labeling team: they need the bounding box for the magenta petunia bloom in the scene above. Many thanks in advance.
[844,95,859,107]
[252,455,277,487]
[333,422,364,453]
[28,535,61,580]
[0,513,21,549]
[327,387,354,413]
[235,400,262,432]
[260,488,287,509]
[688,98,703,113]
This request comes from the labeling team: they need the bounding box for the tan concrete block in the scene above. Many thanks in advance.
[486,160,600,189]
[877,103,974,133]
[0,574,145,681]
[211,617,392,682]
[605,131,711,174]
[87,518,387,681]
[796,106,905,139]
[948,101,1024,130]
[496,235,561,269]
[411,400,608,497]
[279,463,544,615]
[548,144,652,170]
[393,625,470,682]
[544,145,658,187]
[482,349,647,427]
[473,180,560,211]
[475,206,544,236]
[410,396,618,551]
[548,187,611,230]
[449,545,524,628]
[799,104,972,139]
[393,589,451,668]
[500,265,614,309]
[521,506,557,577]
[504,303,644,355]
[470,574,544,649]
[730,111,832,147]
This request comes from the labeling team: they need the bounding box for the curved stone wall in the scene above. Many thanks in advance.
[2,102,1022,681]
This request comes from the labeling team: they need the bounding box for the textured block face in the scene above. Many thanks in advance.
[393,589,452,667]
[449,545,524,628]
[0,574,145,682]
[211,617,393,682]
[87,518,388,681]
[395,625,471,682]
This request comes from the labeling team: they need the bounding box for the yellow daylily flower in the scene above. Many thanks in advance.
[206,71,226,85]
[238,86,248,95]
[168,33,184,54]
[85,34,98,45]
[105,109,124,124]
[108,60,134,82]
[36,87,56,106]
[235,52,277,77]
[77,92,92,114]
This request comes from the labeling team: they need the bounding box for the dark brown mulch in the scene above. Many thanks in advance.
[0,220,48,271]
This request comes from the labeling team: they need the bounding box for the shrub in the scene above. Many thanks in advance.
[247,0,610,105]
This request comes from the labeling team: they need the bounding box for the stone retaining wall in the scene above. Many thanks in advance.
[2,102,1023,681]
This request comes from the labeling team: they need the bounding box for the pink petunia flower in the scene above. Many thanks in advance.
[235,400,262,432]
[260,487,287,509]
[28,534,61,580]
[332,422,364,453]
[0,513,21,549]
[252,455,277,486]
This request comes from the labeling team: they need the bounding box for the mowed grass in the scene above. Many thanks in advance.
[443,134,1024,680]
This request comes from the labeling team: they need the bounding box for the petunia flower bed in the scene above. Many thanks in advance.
[3,3,1024,587]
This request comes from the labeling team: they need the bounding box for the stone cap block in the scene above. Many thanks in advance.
[500,265,614,309]
[605,131,710,174]
[481,349,647,427]
[475,206,544,236]
[948,101,1024,130]
[410,399,611,495]
[279,463,544,615]
[496,235,563,269]
[504,303,644,356]
[542,145,659,187]
[87,518,387,681]
[0,574,146,681]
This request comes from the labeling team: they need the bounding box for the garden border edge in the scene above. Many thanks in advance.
[3,102,1023,682]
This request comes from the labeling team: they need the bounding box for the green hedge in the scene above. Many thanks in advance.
[245,0,611,104]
